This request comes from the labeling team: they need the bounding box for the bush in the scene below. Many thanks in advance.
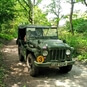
[78,52,87,61]
[0,33,14,40]
[65,18,87,33]
[59,28,87,60]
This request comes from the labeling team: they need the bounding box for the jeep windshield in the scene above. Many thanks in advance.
[26,27,58,39]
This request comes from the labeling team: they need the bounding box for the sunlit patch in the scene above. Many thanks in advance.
[14,38,17,41]
[13,68,21,71]
[37,84,55,87]
[11,68,22,75]
[55,80,70,87]
[81,71,87,77]
[2,48,17,53]
[17,62,26,67]
[55,81,66,86]
[2,48,11,53]
[23,67,28,73]
[6,45,16,48]
[12,84,19,87]
[17,62,23,66]
[55,79,78,87]
[18,73,22,76]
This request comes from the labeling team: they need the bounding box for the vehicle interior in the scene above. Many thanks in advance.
[18,27,26,40]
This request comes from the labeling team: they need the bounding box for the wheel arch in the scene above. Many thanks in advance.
[26,50,35,59]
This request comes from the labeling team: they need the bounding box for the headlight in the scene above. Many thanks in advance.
[66,49,71,55]
[43,50,48,56]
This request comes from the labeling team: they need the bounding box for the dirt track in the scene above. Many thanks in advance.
[2,39,87,87]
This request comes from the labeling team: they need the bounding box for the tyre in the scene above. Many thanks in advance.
[27,54,39,77]
[59,65,72,73]
[18,46,24,62]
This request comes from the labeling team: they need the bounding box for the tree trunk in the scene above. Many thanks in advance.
[56,17,59,38]
[32,0,35,24]
[70,0,74,35]
[17,0,33,24]
[28,0,33,24]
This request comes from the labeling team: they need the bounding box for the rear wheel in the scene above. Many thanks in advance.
[18,46,24,62]
[27,54,39,77]
[59,65,72,73]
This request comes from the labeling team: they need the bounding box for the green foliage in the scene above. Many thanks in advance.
[59,28,87,60]
[35,0,43,5]
[65,12,87,33]
[0,44,3,48]
[0,33,14,40]
[0,0,17,39]
[74,18,87,33]
[66,18,87,33]
[46,0,61,27]
[78,52,87,61]
[75,0,87,6]
[23,85,26,87]
[0,0,51,40]
[0,0,15,23]
[34,6,51,25]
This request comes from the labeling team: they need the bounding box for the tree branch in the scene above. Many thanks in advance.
[22,0,33,8]
[17,0,28,13]
[22,0,30,7]
[83,0,87,6]
[51,8,59,17]
[70,0,74,35]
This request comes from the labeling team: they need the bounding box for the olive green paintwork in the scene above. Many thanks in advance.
[28,39,71,49]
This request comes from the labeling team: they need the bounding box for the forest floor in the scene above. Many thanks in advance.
[1,39,87,87]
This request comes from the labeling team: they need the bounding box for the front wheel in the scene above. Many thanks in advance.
[59,65,72,73]
[27,54,39,77]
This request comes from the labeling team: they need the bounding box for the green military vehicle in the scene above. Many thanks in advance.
[16,25,74,76]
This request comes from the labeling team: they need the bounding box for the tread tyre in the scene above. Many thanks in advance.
[27,54,38,77]
[18,46,24,62]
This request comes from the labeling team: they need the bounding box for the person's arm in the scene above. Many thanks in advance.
[24,35,26,42]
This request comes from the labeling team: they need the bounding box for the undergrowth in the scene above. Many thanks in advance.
[0,33,14,40]
[0,47,5,87]
[59,29,87,61]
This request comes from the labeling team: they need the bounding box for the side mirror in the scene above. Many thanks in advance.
[63,40,66,43]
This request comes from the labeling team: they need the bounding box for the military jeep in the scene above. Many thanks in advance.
[16,25,74,76]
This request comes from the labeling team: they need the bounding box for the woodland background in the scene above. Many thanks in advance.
[0,0,87,86]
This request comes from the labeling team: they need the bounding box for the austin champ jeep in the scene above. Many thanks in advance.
[16,25,74,76]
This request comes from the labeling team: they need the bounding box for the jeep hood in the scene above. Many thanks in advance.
[29,39,70,49]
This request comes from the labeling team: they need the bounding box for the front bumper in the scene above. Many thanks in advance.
[34,60,75,68]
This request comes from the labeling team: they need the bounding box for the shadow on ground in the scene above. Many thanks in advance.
[2,39,87,87]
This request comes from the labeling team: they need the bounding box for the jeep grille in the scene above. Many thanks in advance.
[49,49,66,61]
